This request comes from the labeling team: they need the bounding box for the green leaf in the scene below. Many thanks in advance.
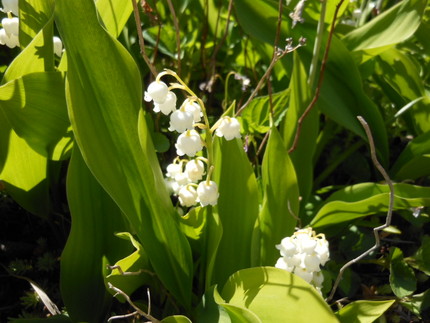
[400,289,430,317]
[62,148,132,322]
[219,304,262,323]
[391,131,430,180]
[221,267,339,322]
[281,52,316,204]
[3,8,55,83]
[211,137,259,285]
[390,247,417,298]
[95,0,133,38]
[106,232,153,301]
[256,127,299,266]
[18,0,55,48]
[161,316,193,323]
[0,72,70,158]
[406,235,430,275]
[55,0,192,307]
[318,36,389,165]
[311,183,430,229]
[343,0,428,60]
[335,300,395,323]
[0,119,49,217]
[240,89,290,134]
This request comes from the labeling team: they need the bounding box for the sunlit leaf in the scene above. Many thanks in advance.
[336,300,395,323]
[390,247,416,298]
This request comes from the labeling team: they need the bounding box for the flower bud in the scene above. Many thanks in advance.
[185,159,205,182]
[53,36,63,57]
[175,130,203,157]
[197,180,219,206]
[178,185,198,207]
[153,91,177,115]
[144,81,169,104]
[2,17,19,36]
[1,0,19,16]
[215,116,241,141]
[0,28,18,48]
[182,99,202,122]
[168,109,194,133]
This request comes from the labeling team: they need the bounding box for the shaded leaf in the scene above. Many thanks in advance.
[389,247,416,298]
[336,300,395,323]
[221,267,339,322]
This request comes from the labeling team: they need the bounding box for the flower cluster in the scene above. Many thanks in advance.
[1,0,63,55]
[275,227,329,292]
[145,70,241,208]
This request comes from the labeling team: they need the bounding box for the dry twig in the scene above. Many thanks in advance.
[326,116,395,302]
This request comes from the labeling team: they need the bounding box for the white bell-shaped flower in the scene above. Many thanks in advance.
[169,108,194,133]
[275,257,294,272]
[1,0,18,16]
[154,91,177,115]
[185,159,205,182]
[276,236,297,257]
[0,28,18,48]
[197,180,219,206]
[175,130,203,157]
[166,163,182,178]
[294,267,313,283]
[165,178,181,195]
[2,17,18,36]
[182,99,202,122]
[53,36,63,57]
[144,80,169,104]
[303,254,321,272]
[178,185,198,207]
[315,238,330,265]
[312,271,324,288]
[215,116,241,141]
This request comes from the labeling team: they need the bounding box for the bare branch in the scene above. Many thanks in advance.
[107,282,161,323]
[131,0,158,77]
[326,116,395,303]
[166,0,182,75]
[288,0,345,154]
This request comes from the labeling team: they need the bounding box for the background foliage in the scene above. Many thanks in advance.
[1,0,429,322]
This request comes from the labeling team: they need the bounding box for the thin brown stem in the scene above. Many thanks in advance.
[108,283,161,323]
[287,0,345,154]
[166,0,181,75]
[132,0,157,77]
[326,116,395,303]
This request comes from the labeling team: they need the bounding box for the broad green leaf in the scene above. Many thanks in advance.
[211,137,259,285]
[406,235,430,275]
[195,286,232,323]
[221,267,339,322]
[376,48,430,134]
[311,183,430,228]
[0,72,69,158]
[281,52,317,204]
[161,316,193,323]
[343,0,428,59]
[318,36,389,165]
[62,148,131,322]
[391,131,430,180]
[336,300,395,323]
[3,11,54,83]
[240,89,290,134]
[106,232,152,301]
[256,127,299,266]
[55,0,192,307]
[219,304,262,323]
[95,0,133,38]
[390,247,417,298]
[19,0,55,47]
[400,289,430,318]
[0,121,49,217]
